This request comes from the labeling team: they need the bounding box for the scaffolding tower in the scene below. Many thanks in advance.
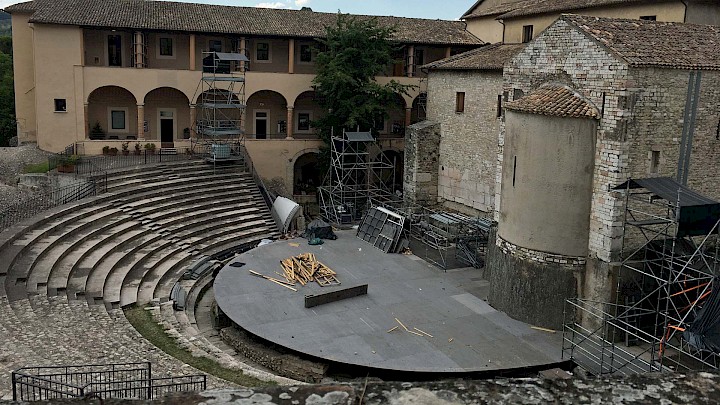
[563,177,720,375]
[192,51,248,161]
[318,130,400,225]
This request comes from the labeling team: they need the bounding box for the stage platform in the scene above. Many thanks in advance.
[214,231,565,376]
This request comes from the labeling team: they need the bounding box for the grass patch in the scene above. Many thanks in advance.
[23,161,50,173]
[124,304,276,387]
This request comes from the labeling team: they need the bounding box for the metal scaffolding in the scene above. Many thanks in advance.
[318,130,400,225]
[563,177,720,375]
[191,51,248,161]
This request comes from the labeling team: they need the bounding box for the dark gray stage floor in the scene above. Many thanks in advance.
[214,231,563,373]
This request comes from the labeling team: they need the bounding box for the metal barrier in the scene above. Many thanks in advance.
[12,362,206,401]
[74,149,193,176]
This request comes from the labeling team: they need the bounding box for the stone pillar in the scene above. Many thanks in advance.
[134,31,145,68]
[288,38,295,74]
[406,45,415,78]
[239,37,247,72]
[189,34,196,71]
[445,47,452,59]
[137,104,145,138]
[404,120,440,206]
[83,103,89,139]
[189,105,196,138]
[286,106,294,139]
[405,107,412,127]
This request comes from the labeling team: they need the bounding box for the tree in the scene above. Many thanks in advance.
[312,13,413,147]
[0,36,14,147]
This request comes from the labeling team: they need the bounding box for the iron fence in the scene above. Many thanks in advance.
[0,177,105,232]
[12,362,206,401]
[74,149,194,176]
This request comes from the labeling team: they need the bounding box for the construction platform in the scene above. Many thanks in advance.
[214,231,565,376]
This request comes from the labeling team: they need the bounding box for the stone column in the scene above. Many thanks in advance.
[406,45,415,77]
[134,31,145,68]
[189,34,196,71]
[288,38,295,74]
[239,37,247,72]
[286,106,294,139]
[405,107,412,127]
[445,47,452,59]
[137,104,145,139]
[189,105,196,138]
[83,102,89,139]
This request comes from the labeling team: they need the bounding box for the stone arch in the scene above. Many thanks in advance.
[372,147,404,192]
[291,91,324,137]
[87,85,137,140]
[143,87,191,143]
[384,92,407,136]
[292,150,321,195]
[411,92,427,124]
[245,90,288,139]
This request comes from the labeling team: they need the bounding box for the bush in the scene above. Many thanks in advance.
[90,122,105,140]
[102,145,110,155]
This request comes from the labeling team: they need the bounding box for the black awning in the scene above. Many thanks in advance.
[614,177,720,237]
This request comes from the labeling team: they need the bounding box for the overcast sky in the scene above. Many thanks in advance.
[0,0,473,21]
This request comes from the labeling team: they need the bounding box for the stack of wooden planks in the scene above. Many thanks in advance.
[280,253,340,287]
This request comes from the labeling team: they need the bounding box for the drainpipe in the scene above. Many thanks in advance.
[681,1,689,23]
[500,18,506,43]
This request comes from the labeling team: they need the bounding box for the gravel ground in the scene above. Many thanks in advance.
[0,145,53,211]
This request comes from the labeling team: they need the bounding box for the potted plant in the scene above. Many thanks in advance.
[57,154,78,173]
[109,147,119,156]
[121,141,130,156]
[144,143,156,155]
[90,122,105,140]
[134,143,141,155]
[102,145,110,155]
[183,127,191,139]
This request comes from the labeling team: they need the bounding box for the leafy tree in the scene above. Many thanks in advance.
[312,13,413,147]
[0,36,14,147]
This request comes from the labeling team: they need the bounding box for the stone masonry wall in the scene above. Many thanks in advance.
[403,120,441,207]
[501,19,631,264]
[426,70,503,215]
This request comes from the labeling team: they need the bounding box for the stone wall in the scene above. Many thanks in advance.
[220,326,328,383]
[426,70,503,215]
[403,120,441,207]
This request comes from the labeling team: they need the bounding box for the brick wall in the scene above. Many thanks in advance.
[427,70,503,215]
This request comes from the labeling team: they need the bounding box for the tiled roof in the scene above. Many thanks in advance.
[464,0,654,19]
[564,14,720,70]
[505,84,600,119]
[4,1,35,13]
[423,43,525,71]
[3,0,482,46]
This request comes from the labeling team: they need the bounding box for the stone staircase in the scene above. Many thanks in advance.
[0,159,284,399]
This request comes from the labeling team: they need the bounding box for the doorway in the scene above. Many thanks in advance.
[254,110,269,139]
[159,109,175,147]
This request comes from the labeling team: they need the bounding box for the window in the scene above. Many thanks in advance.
[414,49,424,67]
[108,34,122,66]
[158,37,174,57]
[650,151,660,174]
[54,99,67,112]
[522,25,534,43]
[209,40,222,53]
[496,94,502,118]
[297,112,311,131]
[455,92,465,113]
[108,108,128,133]
[299,44,312,63]
[373,116,385,132]
[256,42,270,61]
[640,15,657,21]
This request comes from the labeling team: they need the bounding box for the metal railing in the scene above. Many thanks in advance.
[238,144,276,211]
[74,148,194,175]
[12,362,206,401]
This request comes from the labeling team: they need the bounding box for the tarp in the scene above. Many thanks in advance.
[614,177,720,237]
[684,276,720,353]
[304,218,337,240]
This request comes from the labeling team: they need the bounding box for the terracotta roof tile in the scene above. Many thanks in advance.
[423,43,525,71]
[462,1,519,19]
[4,0,482,46]
[4,1,35,13]
[496,0,656,19]
[505,84,600,119]
[564,14,720,70]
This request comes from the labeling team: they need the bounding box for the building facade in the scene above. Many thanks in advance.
[5,0,481,193]
[461,0,720,44]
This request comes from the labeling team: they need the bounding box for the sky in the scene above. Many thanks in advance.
[0,0,474,21]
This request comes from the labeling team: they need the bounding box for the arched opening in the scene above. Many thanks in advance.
[411,92,427,124]
[292,91,324,139]
[245,90,288,139]
[144,87,191,146]
[382,93,407,137]
[374,149,404,193]
[194,88,243,141]
[87,86,137,140]
[293,152,320,195]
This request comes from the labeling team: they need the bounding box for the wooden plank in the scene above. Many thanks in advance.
[304,284,368,308]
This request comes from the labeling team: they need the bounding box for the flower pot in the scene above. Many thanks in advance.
[122,150,129,156]
[57,164,75,173]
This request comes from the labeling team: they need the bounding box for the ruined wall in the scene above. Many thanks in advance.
[427,70,502,215]
[403,120,441,207]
